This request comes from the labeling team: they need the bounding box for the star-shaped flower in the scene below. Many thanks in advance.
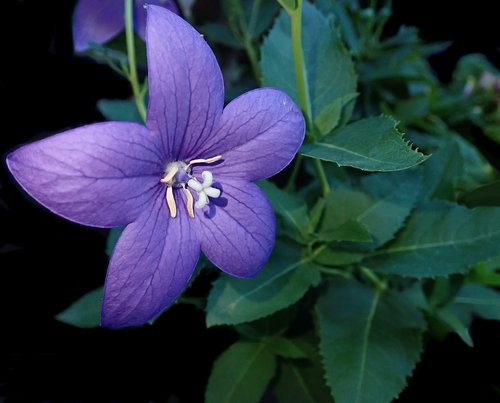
[73,0,179,51]
[7,6,305,328]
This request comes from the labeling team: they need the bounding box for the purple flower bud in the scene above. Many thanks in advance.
[73,0,180,52]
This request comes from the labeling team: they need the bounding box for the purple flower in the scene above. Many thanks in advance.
[7,7,305,328]
[73,0,180,51]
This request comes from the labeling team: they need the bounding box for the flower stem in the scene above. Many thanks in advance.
[125,0,147,123]
[289,0,313,131]
[288,1,330,196]
[244,38,260,82]
[313,158,331,196]
[284,154,303,191]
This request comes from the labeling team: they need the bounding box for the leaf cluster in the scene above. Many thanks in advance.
[58,1,500,402]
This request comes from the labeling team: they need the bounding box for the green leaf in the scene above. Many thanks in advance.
[205,341,276,403]
[55,287,103,328]
[316,280,425,403]
[315,92,358,135]
[106,227,124,257]
[460,180,500,207]
[449,284,500,322]
[267,337,308,358]
[468,253,500,286]
[437,284,500,346]
[315,247,364,267]
[97,99,143,123]
[319,219,373,242]
[200,23,242,48]
[206,242,321,326]
[275,0,297,13]
[259,181,309,241]
[435,307,473,347]
[319,170,421,248]
[274,345,334,403]
[248,1,279,39]
[300,117,428,172]
[367,202,500,277]
[261,3,357,132]
[308,197,326,234]
[358,170,422,248]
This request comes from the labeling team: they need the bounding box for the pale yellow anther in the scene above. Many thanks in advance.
[183,186,195,218]
[160,166,179,183]
[166,186,177,218]
[187,155,222,167]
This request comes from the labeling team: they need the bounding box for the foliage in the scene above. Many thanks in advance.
[57,0,500,402]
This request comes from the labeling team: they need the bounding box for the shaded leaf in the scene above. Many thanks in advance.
[320,170,421,248]
[449,284,500,322]
[367,202,500,277]
[97,99,143,123]
[206,341,276,403]
[316,280,425,403]
[55,288,103,328]
[314,247,364,266]
[206,243,321,326]
[200,23,242,48]
[460,180,500,207]
[267,337,308,359]
[438,284,500,346]
[274,343,333,403]
[259,181,309,241]
[319,219,373,242]
[106,227,124,257]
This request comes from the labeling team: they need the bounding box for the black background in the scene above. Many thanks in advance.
[1,0,499,401]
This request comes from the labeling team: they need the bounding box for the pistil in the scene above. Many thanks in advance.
[160,155,222,218]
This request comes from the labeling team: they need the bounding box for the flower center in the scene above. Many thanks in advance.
[160,155,222,218]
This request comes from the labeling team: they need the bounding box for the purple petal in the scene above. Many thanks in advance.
[194,180,275,278]
[73,0,125,52]
[195,89,305,181]
[134,0,180,40]
[102,191,200,328]
[6,122,164,228]
[145,5,224,160]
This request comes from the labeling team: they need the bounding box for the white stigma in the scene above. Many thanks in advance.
[188,170,221,209]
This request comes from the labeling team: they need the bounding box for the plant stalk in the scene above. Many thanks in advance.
[125,0,147,123]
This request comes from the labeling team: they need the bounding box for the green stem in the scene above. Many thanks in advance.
[284,155,303,191]
[313,159,331,196]
[289,1,313,131]
[125,0,147,123]
[319,267,352,278]
[360,266,386,292]
[244,38,260,82]
[289,2,330,196]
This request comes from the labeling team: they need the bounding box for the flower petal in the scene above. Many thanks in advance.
[6,122,164,227]
[194,180,275,278]
[145,5,224,160]
[195,88,305,181]
[134,0,180,40]
[102,191,200,328]
[73,0,125,52]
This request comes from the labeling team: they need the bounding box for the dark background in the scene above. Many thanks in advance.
[1,0,499,401]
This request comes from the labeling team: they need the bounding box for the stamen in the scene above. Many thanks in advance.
[183,186,195,218]
[160,165,179,183]
[166,186,177,218]
[187,155,222,167]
